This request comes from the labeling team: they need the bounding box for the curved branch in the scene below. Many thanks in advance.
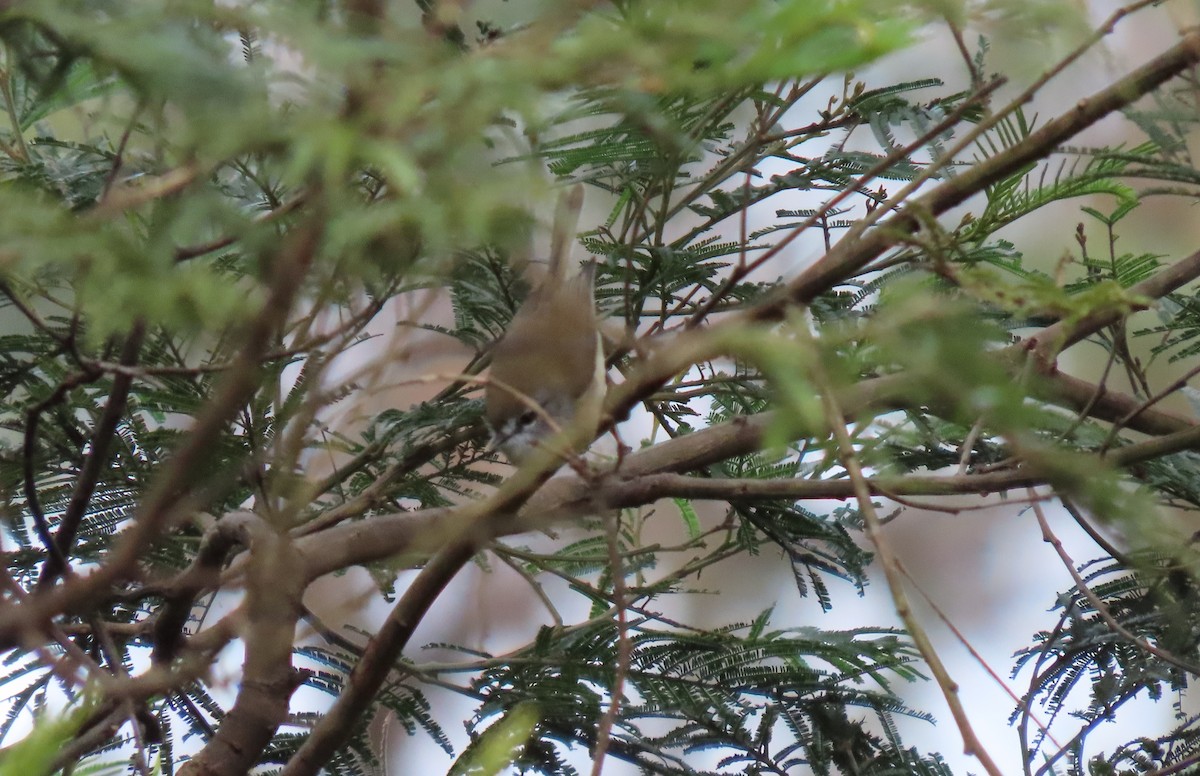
[1029,248,1200,364]
[177,514,307,776]
[0,218,322,649]
[283,366,1200,583]
[604,31,1200,428]
[152,512,266,664]
[773,31,1200,316]
[279,422,587,774]
[278,539,475,776]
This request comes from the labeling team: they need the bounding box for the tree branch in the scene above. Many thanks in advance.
[810,328,1003,775]
[0,217,322,648]
[178,513,307,776]
[39,320,146,588]
[604,30,1200,431]
[278,538,475,775]
[1027,247,1200,363]
[774,30,1200,316]
[1031,493,1200,675]
[279,429,588,774]
[152,512,266,664]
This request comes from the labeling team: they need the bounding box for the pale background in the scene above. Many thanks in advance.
[288,1,1200,773]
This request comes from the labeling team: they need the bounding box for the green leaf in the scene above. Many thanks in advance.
[0,700,92,776]
[673,497,701,540]
[18,60,118,131]
[448,702,541,776]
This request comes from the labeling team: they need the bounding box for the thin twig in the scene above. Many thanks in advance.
[896,558,1062,750]
[0,215,322,646]
[491,546,564,628]
[89,619,152,776]
[97,103,144,203]
[682,77,1005,327]
[1030,491,1200,675]
[87,162,203,219]
[1100,358,1200,454]
[956,416,985,474]
[0,280,67,342]
[0,66,30,162]
[1059,498,1132,567]
[807,329,1003,775]
[591,511,631,776]
[173,193,306,263]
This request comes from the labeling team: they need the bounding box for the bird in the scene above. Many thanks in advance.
[484,185,605,465]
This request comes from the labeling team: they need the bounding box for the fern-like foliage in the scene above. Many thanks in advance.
[459,612,933,775]
[4,2,1200,775]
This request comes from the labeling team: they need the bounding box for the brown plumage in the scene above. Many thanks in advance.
[484,186,605,464]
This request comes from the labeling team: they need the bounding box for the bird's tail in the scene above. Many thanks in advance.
[547,183,585,283]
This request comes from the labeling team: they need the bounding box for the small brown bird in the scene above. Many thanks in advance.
[484,185,605,464]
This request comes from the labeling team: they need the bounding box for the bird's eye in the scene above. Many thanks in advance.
[517,410,538,428]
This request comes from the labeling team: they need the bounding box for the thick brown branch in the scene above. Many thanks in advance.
[279,425,583,774]
[0,219,321,648]
[683,76,1006,325]
[278,539,475,775]
[602,469,1046,505]
[178,514,307,776]
[1110,422,1200,465]
[282,363,1200,581]
[1029,248,1200,363]
[21,365,105,578]
[152,512,266,664]
[1039,370,1195,437]
[773,31,1200,316]
[605,31,1200,429]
